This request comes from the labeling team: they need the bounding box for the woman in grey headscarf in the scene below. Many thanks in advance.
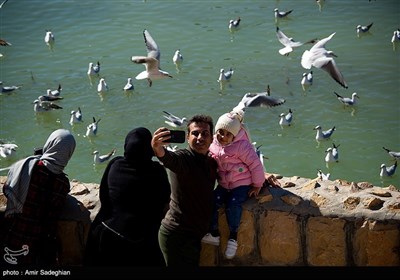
[1,129,76,266]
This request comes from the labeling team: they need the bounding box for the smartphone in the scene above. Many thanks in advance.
[163,130,186,143]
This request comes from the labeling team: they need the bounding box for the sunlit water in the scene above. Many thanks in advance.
[0,0,399,189]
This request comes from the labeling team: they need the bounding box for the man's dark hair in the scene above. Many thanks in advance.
[187,114,214,135]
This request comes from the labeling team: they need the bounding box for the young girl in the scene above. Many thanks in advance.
[202,110,265,259]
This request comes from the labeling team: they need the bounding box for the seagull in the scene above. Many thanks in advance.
[69,107,83,125]
[380,161,397,177]
[163,111,187,128]
[382,147,400,160]
[0,143,18,159]
[325,147,338,163]
[232,92,286,112]
[0,38,11,46]
[274,8,293,19]
[317,169,330,181]
[253,143,268,167]
[38,94,63,102]
[301,71,313,91]
[333,91,359,106]
[0,81,21,93]
[356,23,373,37]
[391,29,400,50]
[131,29,173,87]
[0,0,9,9]
[97,78,108,93]
[44,30,55,47]
[172,49,183,66]
[301,32,348,89]
[228,17,241,31]
[32,99,62,112]
[279,108,293,126]
[123,77,134,91]
[47,84,62,97]
[314,125,335,141]
[276,27,316,56]
[332,143,340,161]
[87,61,100,75]
[217,68,234,83]
[93,149,116,165]
[86,117,101,137]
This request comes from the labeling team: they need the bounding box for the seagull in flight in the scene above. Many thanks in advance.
[93,149,116,165]
[333,91,359,106]
[232,92,286,112]
[163,111,187,128]
[301,32,348,89]
[380,161,397,177]
[314,125,336,141]
[131,29,173,87]
[276,27,316,56]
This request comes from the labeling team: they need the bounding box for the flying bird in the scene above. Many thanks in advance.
[131,29,173,87]
[276,27,316,56]
[93,149,116,165]
[163,111,187,128]
[333,91,359,106]
[232,92,286,112]
[301,32,348,89]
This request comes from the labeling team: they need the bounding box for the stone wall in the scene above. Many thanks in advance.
[1,176,399,266]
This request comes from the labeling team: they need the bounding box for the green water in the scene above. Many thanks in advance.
[0,0,399,188]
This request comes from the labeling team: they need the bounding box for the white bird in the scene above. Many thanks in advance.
[333,91,359,106]
[131,29,173,87]
[46,84,62,97]
[301,71,313,91]
[317,169,330,181]
[32,99,62,112]
[93,149,116,165]
[301,32,348,89]
[217,68,234,83]
[274,8,293,19]
[44,30,55,47]
[279,108,293,126]
[356,23,373,37]
[228,17,241,31]
[276,27,316,56]
[163,111,187,128]
[123,78,134,91]
[380,161,397,177]
[97,78,108,93]
[314,125,336,141]
[233,92,286,112]
[0,81,21,93]
[325,147,338,163]
[86,117,101,137]
[172,49,183,66]
[391,29,400,50]
[87,61,100,75]
[382,147,400,160]
[69,107,83,125]
[38,95,63,102]
[253,143,268,168]
[332,143,340,161]
[0,143,18,159]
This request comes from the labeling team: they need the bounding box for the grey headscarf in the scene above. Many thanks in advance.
[4,129,76,216]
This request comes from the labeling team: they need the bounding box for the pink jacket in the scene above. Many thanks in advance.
[209,127,265,190]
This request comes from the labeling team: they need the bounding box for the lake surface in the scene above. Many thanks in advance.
[0,0,399,189]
